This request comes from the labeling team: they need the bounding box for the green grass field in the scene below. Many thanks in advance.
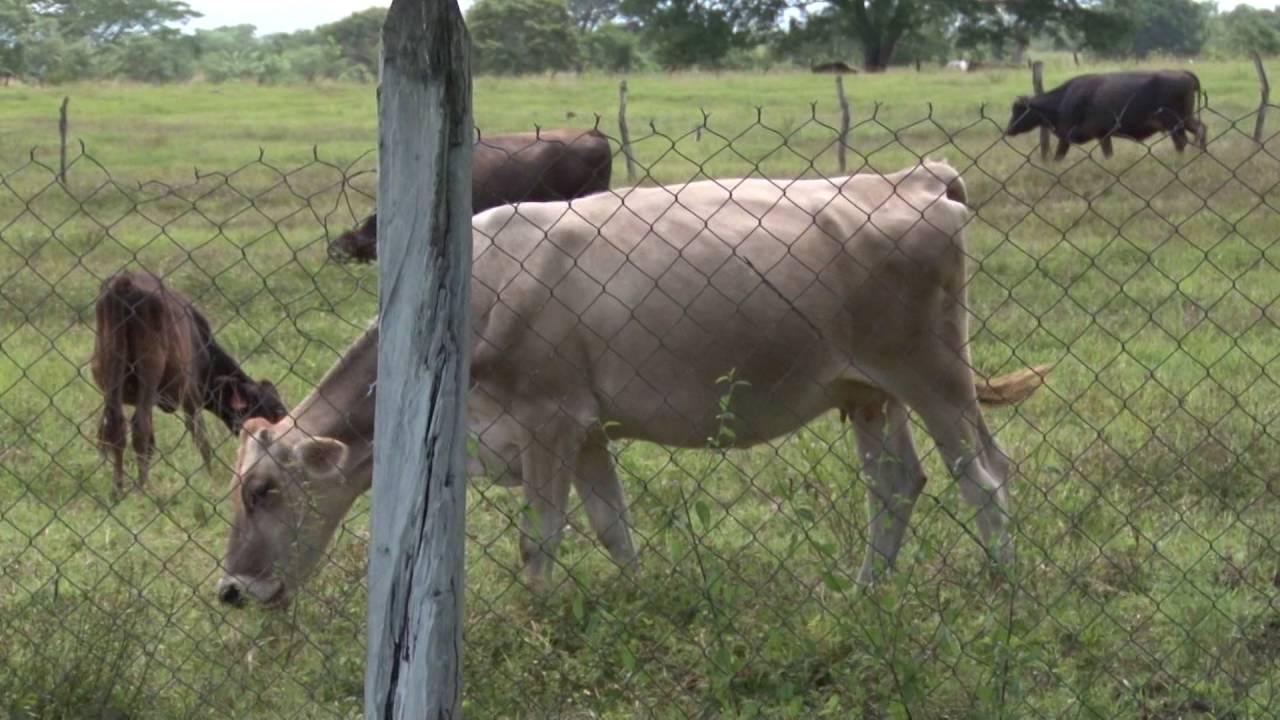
[2,56,1280,719]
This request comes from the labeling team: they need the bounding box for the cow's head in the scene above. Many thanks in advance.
[328,214,378,264]
[217,418,356,608]
[213,377,287,433]
[1006,96,1044,136]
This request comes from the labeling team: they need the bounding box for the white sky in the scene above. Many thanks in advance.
[179,0,1274,36]
[181,1,394,35]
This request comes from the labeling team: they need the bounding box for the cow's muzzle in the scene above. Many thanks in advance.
[217,574,286,608]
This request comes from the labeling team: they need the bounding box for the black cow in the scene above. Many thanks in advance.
[812,62,858,74]
[330,128,613,263]
[1007,71,1208,161]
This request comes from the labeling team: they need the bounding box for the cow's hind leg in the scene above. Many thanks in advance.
[571,430,638,571]
[130,354,165,490]
[130,403,156,489]
[894,365,1015,571]
[1099,135,1115,158]
[519,425,580,590]
[849,396,928,585]
[100,402,128,497]
[1172,129,1188,153]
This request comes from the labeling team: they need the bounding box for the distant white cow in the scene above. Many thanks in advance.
[946,59,969,72]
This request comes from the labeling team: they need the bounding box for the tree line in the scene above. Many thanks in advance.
[1,0,1278,83]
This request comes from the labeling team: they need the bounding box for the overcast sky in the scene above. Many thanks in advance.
[180,0,1274,36]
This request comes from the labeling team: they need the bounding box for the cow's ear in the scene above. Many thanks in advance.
[213,376,249,412]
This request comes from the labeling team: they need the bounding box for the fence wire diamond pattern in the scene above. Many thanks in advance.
[1,102,1279,719]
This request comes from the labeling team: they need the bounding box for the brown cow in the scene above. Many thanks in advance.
[329,128,612,263]
[216,160,1054,607]
[92,271,287,495]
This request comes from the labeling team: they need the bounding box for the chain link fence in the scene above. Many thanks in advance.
[2,100,1279,719]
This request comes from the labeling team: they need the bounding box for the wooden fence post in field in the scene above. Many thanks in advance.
[1072,51,1079,67]
[619,79,637,183]
[365,0,472,717]
[58,97,69,185]
[835,75,851,173]
[1031,61,1050,160]
[1253,52,1270,145]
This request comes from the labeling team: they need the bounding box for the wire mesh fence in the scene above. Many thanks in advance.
[2,100,1280,719]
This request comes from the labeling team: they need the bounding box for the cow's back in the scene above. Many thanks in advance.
[468,163,970,447]
[472,129,612,213]
[93,271,203,409]
[1056,71,1199,136]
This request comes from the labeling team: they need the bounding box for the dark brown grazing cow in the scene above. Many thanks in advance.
[1007,70,1208,161]
[811,62,858,74]
[329,128,612,263]
[92,271,287,494]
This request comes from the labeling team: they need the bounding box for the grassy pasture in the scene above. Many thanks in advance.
[2,56,1280,718]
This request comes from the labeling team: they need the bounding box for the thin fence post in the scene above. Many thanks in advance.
[835,75,850,174]
[58,97,69,185]
[619,79,636,183]
[1253,52,1270,145]
[1072,51,1079,67]
[1031,61,1049,161]
[365,0,472,717]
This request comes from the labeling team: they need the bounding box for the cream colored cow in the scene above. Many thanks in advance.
[215,160,1051,607]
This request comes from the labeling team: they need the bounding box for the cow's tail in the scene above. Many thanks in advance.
[1185,70,1207,112]
[93,275,143,461]
[836,363,1053,424]
[975,364,1054,407]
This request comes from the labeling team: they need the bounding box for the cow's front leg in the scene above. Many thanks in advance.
[572,432,638,571]
[1054,137,1071,161]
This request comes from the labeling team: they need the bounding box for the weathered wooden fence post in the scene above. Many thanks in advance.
[58,97,69,185]
[619,79,637,183]
[1253,52,1270,145]
[365,0,472,717]
[835,75,851,174]
[1031,61,1050,161]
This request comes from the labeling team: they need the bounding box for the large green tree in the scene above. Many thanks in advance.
[101,28,197,83]
[1,0,198,81]
[317,7,385,76]
[1081,0,1210,57]
[1126,0,1209,57]
[956,0,1074,63]
[1208,5,1280,56]
[621,0,736,67]
[620,0,782,68]
[827,0,924,71]
[29,0,198,43]
[581,23,642,71]
[468,0,580,74]
[570,0,622,30]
